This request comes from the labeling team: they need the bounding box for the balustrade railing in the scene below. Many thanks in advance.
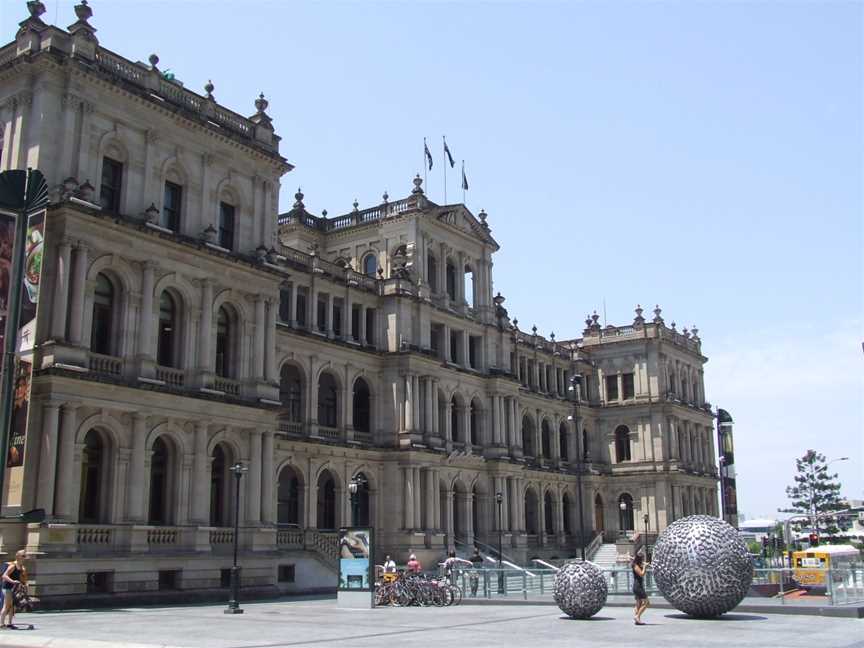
[311,530,340,562]
[147,527,179,546]
[89,352,123,376]
[277,420,306,437]
[155,365,185,387]
[76,526,112,546]
[209,529,234,545]
[315,426,342,441]
[213,377,240,396]
[276,528,305,549]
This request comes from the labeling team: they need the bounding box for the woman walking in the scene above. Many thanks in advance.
[1,550,28,629]
[632,553,649,625]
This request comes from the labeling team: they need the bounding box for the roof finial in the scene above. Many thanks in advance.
[255,92,269,114]
[412,174,424,195]
[382,190,389,204]
[204,80,215,100]
[148,53,159,70]
[652,304,664,324]
[293,187,304,209]
[26,1,46,19]
[73,0,93,24]
[634,304,645,326]
[352,198,359,212]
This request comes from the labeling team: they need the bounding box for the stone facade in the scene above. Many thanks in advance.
[0,2,718,602]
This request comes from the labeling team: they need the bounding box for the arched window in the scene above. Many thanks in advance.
[353,378,371,434]
[157,291,177,368]
[351,471,371,527]
[279,365,304,425]
[668,371,676,396]
[469,399,480,445]
[277,465,302,526]
[541,420,552,458]
[215,305,234,378]
[544,491,554,535]
[521,416,535,457]
[148,437,170,525]
[427,254,438,292]
[317,372,339,429]
[618,493,634,531]
[317,471,337,529]
[451,395,462,443]
[525,488,539,535]
[79,429,106,523]
[90,273,114,355]
[445,260,457,301]
[362,253,377,277]
[210,444,234,526]
[464,264,475,308]
[559,422,569,461]
[615,426,631,463]
[562,493,572,535]
[582,428,590,460]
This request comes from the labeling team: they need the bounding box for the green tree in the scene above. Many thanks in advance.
[782,450,844,539]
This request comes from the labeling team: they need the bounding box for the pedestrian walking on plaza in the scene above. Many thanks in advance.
[632,553,650,625]
[1,550,29,630]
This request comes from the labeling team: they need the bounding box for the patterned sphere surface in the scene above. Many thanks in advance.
[553,560,608,619]
[652,515,753,618]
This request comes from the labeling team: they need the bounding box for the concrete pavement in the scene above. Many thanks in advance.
[0,597,859,648]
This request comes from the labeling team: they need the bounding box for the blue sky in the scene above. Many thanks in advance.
[2,0,861,518]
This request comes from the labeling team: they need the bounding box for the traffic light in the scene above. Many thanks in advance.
[808,533,819,547]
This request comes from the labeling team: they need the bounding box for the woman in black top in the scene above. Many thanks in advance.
[632,553,649,625]
[1,550,27,629]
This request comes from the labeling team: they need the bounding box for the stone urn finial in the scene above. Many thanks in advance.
[204,80,215,100]
[27,1,46,19]
[148,53,159,70]
[255,92,269,114]
[352,199,359,212]
[382,190,389,204]
[74,0,93,23]
[412,174,424,195]
[293,188,304,210]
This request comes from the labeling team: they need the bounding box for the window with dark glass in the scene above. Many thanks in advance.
[615,425,631,462]
[364,308,375,345]
[279,287,292,322]
[216,306,231,378]
[618,493,634,531]
[90,273,113,355]
[279,365,303,423]
[362,253,377,277]
[622,372,635,399]
[351,305,361,341]
[99,157,123,212]
[148,437,169,525]
[427,255,438,292]
[218,202,235,250]
[333,302,342,337]
[317,373,338,428]
[295,289,307,327]
[353,378,371,433]
[605,374,619,401]
[559,423,568,460]
[278,466,301,525]
[162,181,182,230]
[79,430,104,523]
[445,262,457,301]
[157,291,177,367]
[316,298,327,333]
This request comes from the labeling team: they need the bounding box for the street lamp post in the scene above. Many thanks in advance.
[643,513,650,560]
[225,462,248,615]
[348,475,366,527]
[568,368,586,560]
[495,492,504,594]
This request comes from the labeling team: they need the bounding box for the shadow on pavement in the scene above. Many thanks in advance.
[664,613,767,622]
[560,616,616,621]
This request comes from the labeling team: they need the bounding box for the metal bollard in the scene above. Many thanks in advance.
[522,571,528,600]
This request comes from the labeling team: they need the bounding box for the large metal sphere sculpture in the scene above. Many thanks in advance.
[553,560,608,619]
[652,515,753,618]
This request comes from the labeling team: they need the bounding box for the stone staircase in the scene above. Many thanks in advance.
[590,543,619,570]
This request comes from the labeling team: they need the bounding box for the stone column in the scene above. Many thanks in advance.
[442,324,451,362]
[138,261,156,358]
[444,488,454,541]
[466,490,475,546]
[247,430,262,524]
[261,431,275,523]
[507,477,517,532]
[432,380,440,438]
[424,468,436,530]
[412,375,421,431]
[67,243,89,345]
[325,293,334,338]
[359,305,367,344]
[462,330,470,368]
[50,240,72,340]
[54,404,78,519]
[404,374,414,433]
[191,421,209,524]
[444,399,452,442]
[253,296,266,379]
[413,467,422,530]
[403,467,414,530]
[423,378,434,435]
[265,299,277,382]
[197,279,214,371]
[432,469,441,531]
[126,412,147,522]
[36,402,60,515]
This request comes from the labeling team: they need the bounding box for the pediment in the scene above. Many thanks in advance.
[435,206,498,249]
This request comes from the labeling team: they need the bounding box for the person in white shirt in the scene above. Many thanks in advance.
[383,555,397,573]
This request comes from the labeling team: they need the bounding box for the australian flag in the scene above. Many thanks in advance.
[461,166,469,191]
[444,138,455,168]
[424,139,433,170]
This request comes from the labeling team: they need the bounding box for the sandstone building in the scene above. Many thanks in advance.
[0,2,718,602]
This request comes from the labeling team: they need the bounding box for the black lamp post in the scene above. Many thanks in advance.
[568,367,586,560]
[643,513,650,560]
[348,475,366,527]
[225,462,248,615]
[495,492,504,594]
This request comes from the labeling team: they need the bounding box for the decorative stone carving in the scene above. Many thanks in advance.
[651,515,753,618]
[553,561,608,619]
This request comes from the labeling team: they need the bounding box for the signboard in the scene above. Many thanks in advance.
[338,527,372,591]
[717,408,738,527]
[0,212,14,374]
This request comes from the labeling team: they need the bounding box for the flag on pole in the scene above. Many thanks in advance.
[424,139,433,170]
[443,137,455,168]
[461,162,469,190]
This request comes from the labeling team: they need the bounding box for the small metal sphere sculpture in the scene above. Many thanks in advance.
[553,560,608,619]
[652,515,753,618]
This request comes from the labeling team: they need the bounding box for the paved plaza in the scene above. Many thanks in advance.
[0,598,859,648]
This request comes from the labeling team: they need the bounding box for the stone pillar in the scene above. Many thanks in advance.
[412,375,421,431]
[36,402,60,515]
[67,243,89,345]
[50,240,72,340]
[423,377,434,435]
[265,299,277,382]
[292,285,302,328]
[413,467,422,530]
[466,490,475,546]
[432,470,441,531]
[197,279,214,371]
[191,421,209,524]
[254,296,266,379]
[325,293,334,337]
[126,412,147,522]
[359,305,367,343]
[138,261,156,359]
[444,398,452,442]
[442,324,451,362]
[247,430,262,524]
[444,488,454,541]
[403,467,414,530]
[54,404,78,519]
[432,380,440,438]
[261,431,275,523]
[424,468,436,530]
[404,374,414,433]
[462,330,470,368]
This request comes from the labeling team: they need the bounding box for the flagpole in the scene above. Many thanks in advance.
[443,136,447,204]
[462,160,466,204]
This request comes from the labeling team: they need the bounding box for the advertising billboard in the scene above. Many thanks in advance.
[717,408,738,527]
[338,527,373,591]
